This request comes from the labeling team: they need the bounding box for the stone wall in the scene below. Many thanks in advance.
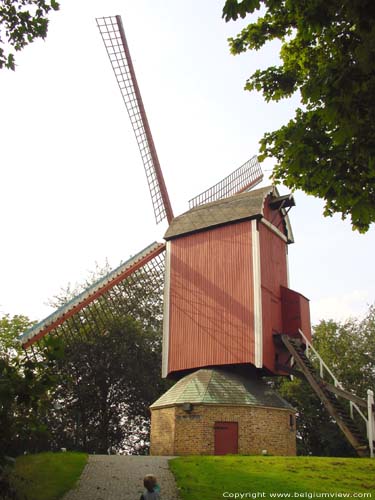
[150,404,296,456]
[150,406,176,455]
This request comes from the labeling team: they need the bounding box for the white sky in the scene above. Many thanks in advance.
[0,0,374,325]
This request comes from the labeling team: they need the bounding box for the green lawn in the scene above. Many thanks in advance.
[169,456,375,500]
[10,451,87,500]
[7,453,375,500]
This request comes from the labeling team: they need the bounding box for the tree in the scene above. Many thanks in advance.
[0,0,59,70]
[312,309,375,397]
[49,316,168,454]
[0,257,168,460]
[43,263,169,454]
[223,0,375,232]
[0,315,60,457]
[276,304,375,456]
[0,314,33,356]
[0,314,60,499]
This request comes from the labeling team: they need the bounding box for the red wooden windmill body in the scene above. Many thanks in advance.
[163,187,311,379]
[20,15,311,375]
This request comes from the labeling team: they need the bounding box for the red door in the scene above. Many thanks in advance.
[214,422,238,455]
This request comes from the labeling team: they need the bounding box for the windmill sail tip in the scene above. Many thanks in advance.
[188,155,263,209]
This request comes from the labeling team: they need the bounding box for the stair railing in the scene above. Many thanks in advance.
[298,329,375,458]
[368,390,375,458]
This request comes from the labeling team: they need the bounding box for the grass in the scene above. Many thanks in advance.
[7,453,375,500]
[169,456,375,500]
[10,451,87,500]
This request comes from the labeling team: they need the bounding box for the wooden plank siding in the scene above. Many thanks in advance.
[281,286,312,342]
[258,220,289,372]
[299,294,312,341]
[167,221,255,375]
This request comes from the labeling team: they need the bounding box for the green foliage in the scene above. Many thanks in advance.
[0,0,59,70]
[41,261,169,454]
[0,314,61,458]
[0,314,61,499]
[0,314,34,357]
[312,308,375,396]
[49,316,169,454]
[0,258,168,463]
[223,0,375,232]
[10,452,87,500]
[170,456,375,500]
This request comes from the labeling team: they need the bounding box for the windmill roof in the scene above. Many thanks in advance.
[164,185,284,240]
[150,368,294,410]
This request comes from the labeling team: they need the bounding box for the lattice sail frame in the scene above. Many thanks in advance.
[96,16,173,224]
[20,242,165,350]
[188,155,263,209]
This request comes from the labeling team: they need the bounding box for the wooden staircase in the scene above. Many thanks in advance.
[277,333,374,457]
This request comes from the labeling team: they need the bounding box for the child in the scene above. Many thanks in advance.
[139,474,160,500]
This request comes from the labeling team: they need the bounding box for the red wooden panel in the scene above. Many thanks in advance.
[214,422,238,455]
[168,221,254,374]
[281,286,312,342]
[299,295,312,342]
[259,222,288,373]
[259,223,288,295]
[262,195,287,236]
[261,288,273,370]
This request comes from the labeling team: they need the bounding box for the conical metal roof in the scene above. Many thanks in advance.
[150,368,294,410]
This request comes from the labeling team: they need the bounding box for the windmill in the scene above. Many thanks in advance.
[20,15,374,458]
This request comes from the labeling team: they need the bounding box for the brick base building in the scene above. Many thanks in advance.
[150,368,296,456]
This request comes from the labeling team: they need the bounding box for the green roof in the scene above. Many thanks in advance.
[151,368,294,410]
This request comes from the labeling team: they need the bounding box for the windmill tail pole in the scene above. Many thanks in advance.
[115,16,174,224]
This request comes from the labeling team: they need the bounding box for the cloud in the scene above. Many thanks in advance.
[311,290,372,324]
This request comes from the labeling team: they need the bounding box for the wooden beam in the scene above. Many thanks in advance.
[275,363,305,380]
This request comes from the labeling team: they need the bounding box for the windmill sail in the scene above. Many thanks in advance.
[20,242,165,349]
[188,155,263,209]
[96,16,174,224]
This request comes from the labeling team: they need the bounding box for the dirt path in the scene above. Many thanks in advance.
[63,455,180,500]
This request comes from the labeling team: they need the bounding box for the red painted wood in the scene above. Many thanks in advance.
[214,422,238,455]
[299,295,312,342]
[168,221,255,374]
[166,194,309,376]
[281,286,312,342]
[258,221,288,372]
[261,288,272,368]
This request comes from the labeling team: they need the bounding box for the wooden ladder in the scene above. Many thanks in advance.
[278,333,371,457]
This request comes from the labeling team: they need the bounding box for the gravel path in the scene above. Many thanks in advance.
[63,455,180,500]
